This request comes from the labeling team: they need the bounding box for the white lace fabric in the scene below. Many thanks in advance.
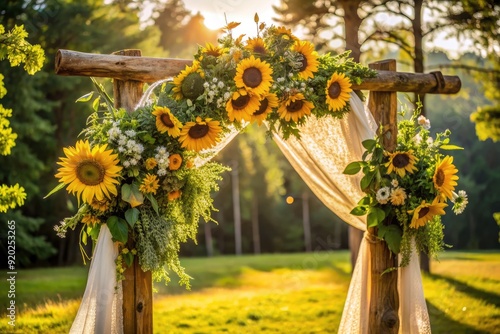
[70,93,430,333]
[70,225,123,334]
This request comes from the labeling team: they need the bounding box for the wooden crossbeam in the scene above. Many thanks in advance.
[55,49,461,94]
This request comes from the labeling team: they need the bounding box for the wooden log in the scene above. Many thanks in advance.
[55,49,461,94]
[367,59,400,334]
[113,49,153,334]
[55,49,192,83]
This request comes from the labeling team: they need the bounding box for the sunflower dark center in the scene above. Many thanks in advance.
[299,53,308,72]
[160,113,174,128]
[328,82,341,99]
[232,95,250,110]
[418,207,430,219]
[253,98,269,116]
[393,153,410,168]
[181,72,205,100]
[243,67,263,88]
[253,45,267,54]
[188,123,209,139]
[77,160,105,186]
[435,169,445,187]
[287,99,304,112]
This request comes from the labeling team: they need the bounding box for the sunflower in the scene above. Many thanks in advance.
[172,61,205,100]
[234,55,273,96]
[145,157,157,170]
[201,42,224,57]
[433,156,459,200]
[139,174,160,195]
[226,89,261,122]
[81,214,101,225]
[245,37,267,55]
[292,40,319,80]
[89,198,111,212]
[278,92,314,122]
[385,150,419,177]
[152,106,182,137]
[179,117,222,152]
[409,197,448,229]
[55,140,122,204]
[169,154,182,171]
[168,189,182,201]
[325,72,353,111]
[251,93,279,125]
[275,26,297,40]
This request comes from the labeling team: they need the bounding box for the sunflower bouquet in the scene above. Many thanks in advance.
[344,106,468,266]
[48,16,376,285]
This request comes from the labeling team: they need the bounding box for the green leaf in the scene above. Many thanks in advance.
[343,161,362,175]
[44,182,66,199]
[350,205,368,216]
[378,224,402,254]
[107,216,128,244]
[123,252,134,267]
[440,144,463,150]
[125,208,139,228]
[146,193,159,215]
[121,183,144,208]
[360,171,375,190]
[88,225,101,241]
[81,230,88,246]
[92,96,101,111]
[357,196,371,206]
[367,207,386,228]
[76,92,93,103]
[362,139,377,152]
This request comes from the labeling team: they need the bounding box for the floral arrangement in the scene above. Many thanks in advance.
[344,105,468,266]
[47,16,376,286]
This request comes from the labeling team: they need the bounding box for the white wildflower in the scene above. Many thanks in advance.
[391,179,399,188]
[418,115,431,130]
[376,187,391,204]
[451,190,468,214]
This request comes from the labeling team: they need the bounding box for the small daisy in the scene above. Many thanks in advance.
[376,187,391,204]
[451,190,468,214]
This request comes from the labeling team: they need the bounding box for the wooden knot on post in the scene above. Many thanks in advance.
[382,310,400,329]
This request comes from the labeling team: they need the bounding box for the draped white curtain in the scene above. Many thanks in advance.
[70,93,430,333]
[272,93,430,333]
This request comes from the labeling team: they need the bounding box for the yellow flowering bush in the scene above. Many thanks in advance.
[344,105,468,266]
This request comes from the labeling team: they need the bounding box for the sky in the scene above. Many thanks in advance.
[167,0,471,59]
[183,0,281,34]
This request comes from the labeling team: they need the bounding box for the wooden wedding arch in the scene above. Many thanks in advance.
[55,48,461,334]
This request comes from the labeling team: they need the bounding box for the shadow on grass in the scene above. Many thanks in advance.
[427,300,489,334]
[428,273,500,308]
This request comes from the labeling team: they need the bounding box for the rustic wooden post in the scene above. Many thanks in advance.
[111,49,153,334]
[367,59,399,333]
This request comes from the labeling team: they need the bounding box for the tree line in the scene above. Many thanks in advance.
[0,0,498,268]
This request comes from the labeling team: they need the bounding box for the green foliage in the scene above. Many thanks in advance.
[0,25,44,75]
[470,105,500,142]
[0,24,45,214]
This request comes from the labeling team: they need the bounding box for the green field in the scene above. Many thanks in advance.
[1,251,499,333]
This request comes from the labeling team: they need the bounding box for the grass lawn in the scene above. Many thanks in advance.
[0,251,499,333]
